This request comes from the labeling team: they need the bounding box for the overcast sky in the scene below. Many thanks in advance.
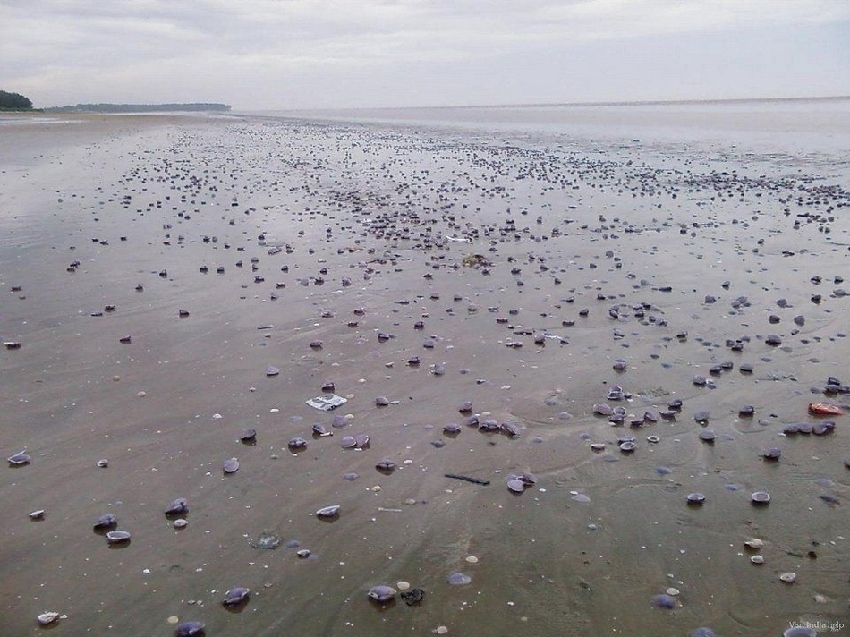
[2,0,848,110]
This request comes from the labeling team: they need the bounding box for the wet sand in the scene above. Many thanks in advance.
[1,106,848,636]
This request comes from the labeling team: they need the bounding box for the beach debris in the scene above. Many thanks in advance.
[340,433,369,449]
[698,429,716,443]
[7,450,30,466]
[779,572,796,583]
[36,612,60,626]
[287,437,309,450]
[222,587,250,606]
[686,493,706,505]
[368,585,396,603]
[105,530,131,544]
[751,491,771,505]
[250,531,282,550]
[499,421,521,438]
[463,253,490,268]
[783,422,812,435]
[306,394,347,411]
[478,419,499,433]
[29,509,45,520]
[618,440,636,453]
[445,473,490,487]
[266,365,280,377]
[165,498,188,516]
[809,402,843,416]
[506,478,525,493]
[446,572,472,585]
[400,588,425,606]
[312,423,333,437]
[593,403,613,416]
[175,621,205,637]
[819,494,839,506]
[761,447,782,461]
[223,457,240,473]
[650,593,679,609]
[511,472,537,489]
[457,400,473,413]
[375,459,396,473]
[93,513,118,530]
[240,428,257,443]
[812,421,836,435]
[316,504,340,519]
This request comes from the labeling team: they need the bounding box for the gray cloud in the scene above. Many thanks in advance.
[2,0,848,108]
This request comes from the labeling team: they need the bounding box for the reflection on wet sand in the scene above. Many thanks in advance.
[1,105,848,635]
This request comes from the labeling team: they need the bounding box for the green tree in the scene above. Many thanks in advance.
[0,90,33,109]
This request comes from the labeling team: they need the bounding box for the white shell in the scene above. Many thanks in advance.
[37,612,60,625]
[105,530,131,543]
[316,504,340,517]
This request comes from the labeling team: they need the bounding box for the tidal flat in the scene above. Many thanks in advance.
[1,102,849,635]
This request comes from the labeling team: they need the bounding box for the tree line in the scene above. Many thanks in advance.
[0,90,33,110]
[45,103,231,113]
[0,90,231,113]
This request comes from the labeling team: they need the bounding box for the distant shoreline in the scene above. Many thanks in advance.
[265,94,850,115]
[43,102,231,114]
[456,94,850,110]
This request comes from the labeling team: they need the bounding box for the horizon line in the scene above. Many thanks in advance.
[268,94,850,113]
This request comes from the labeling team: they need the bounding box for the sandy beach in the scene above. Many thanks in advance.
[1,103,849,636]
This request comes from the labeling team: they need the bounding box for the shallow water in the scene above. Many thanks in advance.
[1,105,848,635]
